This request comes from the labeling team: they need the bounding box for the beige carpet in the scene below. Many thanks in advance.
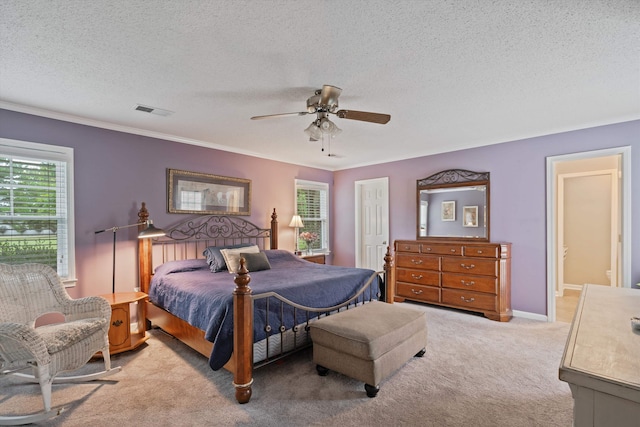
[0,303,573,426]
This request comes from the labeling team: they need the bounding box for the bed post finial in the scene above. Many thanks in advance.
[138,202,152,294]
[233,257,253,403]
[270,208,278,249]
[138,202,149,224]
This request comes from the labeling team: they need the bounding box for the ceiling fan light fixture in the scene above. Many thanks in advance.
[330,123,342,138]
[304,122,322,140]
[319,117,341,137]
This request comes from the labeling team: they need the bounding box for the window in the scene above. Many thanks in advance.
[295,179,329,252]
[0,139,75,282]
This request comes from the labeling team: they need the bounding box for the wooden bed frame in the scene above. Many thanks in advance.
[136,203,393,404]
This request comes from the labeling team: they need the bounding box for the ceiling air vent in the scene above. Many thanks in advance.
[134,104,173,117]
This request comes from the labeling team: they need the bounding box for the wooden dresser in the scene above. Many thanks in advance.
[392,240,512,321]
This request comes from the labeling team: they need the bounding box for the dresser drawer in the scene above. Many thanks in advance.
[397,282,440,303]
[442,273,497,294]
[442,289,496,312]
[397,268,440,286]
[420,244,462,256]
[463,245,499,258]
[395,241,420,253]
[441,257,498,276]
[396,253,440,270]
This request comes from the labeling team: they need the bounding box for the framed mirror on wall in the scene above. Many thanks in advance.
[417,169,490,241]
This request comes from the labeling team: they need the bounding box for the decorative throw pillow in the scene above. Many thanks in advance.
[241,251,271,272]
[203,243,254,272]
[220,245,260,274]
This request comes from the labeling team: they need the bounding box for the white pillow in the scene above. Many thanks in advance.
[220,245,260,274]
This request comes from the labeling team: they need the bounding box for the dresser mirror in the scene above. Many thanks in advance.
[417,169,490,241]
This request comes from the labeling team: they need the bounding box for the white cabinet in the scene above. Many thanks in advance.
[559,285,640,426]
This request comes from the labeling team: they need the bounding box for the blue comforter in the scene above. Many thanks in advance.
[148,250,378,369]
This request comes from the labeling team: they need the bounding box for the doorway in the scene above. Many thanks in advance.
[354,177,389,271]
[546,147,631,322]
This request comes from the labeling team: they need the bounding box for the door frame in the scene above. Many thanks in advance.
[354,177,389,269]
[546,146,631,322]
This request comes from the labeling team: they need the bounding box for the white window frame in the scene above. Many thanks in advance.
[294,179,330,253]
[0,138,76,285]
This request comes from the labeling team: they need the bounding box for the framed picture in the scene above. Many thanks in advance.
[463,206,478,227]
[441,201,456,221]
[167,168,251,215]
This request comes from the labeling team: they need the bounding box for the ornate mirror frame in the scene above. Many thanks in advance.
[417,169,490,241]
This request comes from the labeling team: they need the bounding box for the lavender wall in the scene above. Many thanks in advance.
[1,108,637,316]
[333,120,640,316]
[0,109,332,298]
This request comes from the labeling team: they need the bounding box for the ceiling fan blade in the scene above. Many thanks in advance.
[319,85,342,107]
[335,110,391,124]
[250,112,308,120]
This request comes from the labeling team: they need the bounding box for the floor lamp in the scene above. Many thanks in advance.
[289,215,304,255]
[95,220,165,294]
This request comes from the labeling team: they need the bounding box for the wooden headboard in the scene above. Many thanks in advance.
[137,203,278,293]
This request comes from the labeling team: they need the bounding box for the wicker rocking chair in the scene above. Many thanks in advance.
[0,263,122,425]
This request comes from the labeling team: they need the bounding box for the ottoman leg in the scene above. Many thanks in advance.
[316,365,329,376]
[364,384,380,398]
[415,348,426,357]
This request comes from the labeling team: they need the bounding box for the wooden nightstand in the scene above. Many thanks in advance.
[100,292,148,354]
[301,253,326,264]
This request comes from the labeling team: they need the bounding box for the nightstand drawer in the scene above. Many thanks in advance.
[301,254,325,264]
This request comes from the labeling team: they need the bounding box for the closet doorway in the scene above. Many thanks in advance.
[354,177,389,271]
[546,147,631,322]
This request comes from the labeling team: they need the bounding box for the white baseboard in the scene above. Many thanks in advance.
[513,310,548,322]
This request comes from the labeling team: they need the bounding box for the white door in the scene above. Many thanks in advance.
[355,178,389,271]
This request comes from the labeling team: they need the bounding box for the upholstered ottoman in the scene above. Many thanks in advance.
[309,301,427,397]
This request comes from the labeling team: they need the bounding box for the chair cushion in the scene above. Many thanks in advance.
[310,301,426,361]
[36,318,108,354]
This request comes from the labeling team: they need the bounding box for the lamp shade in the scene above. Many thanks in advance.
[138,220,166,239]
[304,123,323,141]
[289,215,304,228]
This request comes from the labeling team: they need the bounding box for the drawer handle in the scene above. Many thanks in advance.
[424,247,432,251]
[460,296,475,303]
[112,319,123,327]
[450,249,456,253]
[477,250,483,254]
[403,245,410,250]
[461,280,475,286]
[411,259,424,265]
[460,263,475,270]
[411,274,423,280]
[411,289,423,295]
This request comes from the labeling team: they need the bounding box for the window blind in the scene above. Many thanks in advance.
[0,141,72,277]
[295,180,329,251]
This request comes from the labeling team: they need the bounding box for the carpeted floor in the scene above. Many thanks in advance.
[0,303,574,426]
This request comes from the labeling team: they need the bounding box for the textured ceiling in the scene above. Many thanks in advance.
[1,0,639,171]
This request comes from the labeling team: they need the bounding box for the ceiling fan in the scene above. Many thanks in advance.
[250,85,391,142]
